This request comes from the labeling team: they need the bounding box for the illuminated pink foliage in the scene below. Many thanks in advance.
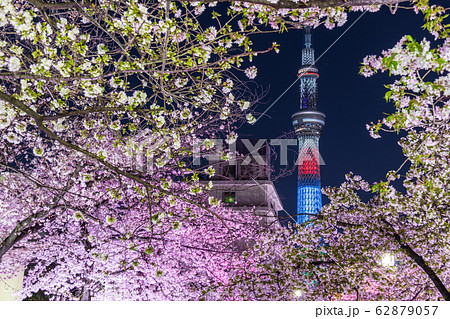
[0,0,449,301]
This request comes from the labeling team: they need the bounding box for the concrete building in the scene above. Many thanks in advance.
[205,139,283,227]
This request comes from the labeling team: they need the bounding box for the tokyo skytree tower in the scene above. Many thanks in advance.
[291,27,325,224]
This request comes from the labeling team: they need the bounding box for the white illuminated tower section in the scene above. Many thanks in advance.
[291,27,325,224]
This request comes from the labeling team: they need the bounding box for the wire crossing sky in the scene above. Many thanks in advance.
[240,6,430,216]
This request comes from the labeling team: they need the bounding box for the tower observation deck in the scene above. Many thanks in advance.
[291,27,325,225]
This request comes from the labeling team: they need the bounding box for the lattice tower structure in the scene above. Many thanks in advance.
[291,27,326,225]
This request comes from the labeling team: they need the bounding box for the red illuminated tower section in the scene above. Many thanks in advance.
[291,27,325,224]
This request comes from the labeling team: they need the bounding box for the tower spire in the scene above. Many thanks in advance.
[304,26,312,48]
[298,26,319,109]
[291,27,326,225]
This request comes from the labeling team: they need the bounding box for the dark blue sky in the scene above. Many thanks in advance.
[237,6,431,217]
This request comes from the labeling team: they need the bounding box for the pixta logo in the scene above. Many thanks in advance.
[193,138,325,167]
[125,135,325,173]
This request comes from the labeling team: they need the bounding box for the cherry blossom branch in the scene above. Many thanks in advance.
[381,218,450,301]
[0,165,82,261]
[41,107,143,121]
[0,91,231,233]
[310,260,335,266]
[0,45,275,83]
[26,0,93,10]
[25,0,408,11]
[185,0,407,10]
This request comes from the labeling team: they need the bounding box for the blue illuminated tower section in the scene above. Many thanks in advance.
[291,27,325,224]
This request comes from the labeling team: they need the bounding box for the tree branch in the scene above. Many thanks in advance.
[26,0,93,10]
[381,218,450,301]
[310,260,335,266]
[25,0,409,11]
[0,165,82,261]
[0,91,231,233]
[41,107,136,121]
[187,0,408,10]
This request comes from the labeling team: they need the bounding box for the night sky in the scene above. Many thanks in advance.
[237,6,432,218]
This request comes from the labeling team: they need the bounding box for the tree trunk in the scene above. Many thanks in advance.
[80,286,91,301]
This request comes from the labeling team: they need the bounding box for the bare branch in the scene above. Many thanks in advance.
[26,0,93,10]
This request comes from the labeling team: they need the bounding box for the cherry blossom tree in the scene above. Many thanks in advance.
[220,0,450,301]
[0,0,280,300]
[0,0,341,300]
[1,0,449,301]
[320,0,450,300]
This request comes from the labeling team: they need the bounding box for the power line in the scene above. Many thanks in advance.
[253,8,372,125]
